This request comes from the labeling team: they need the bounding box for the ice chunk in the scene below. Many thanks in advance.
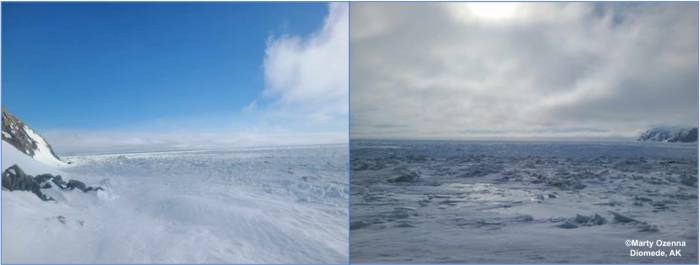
[558,221,578,229]
[388,170,421,183]
[609,211,639,223]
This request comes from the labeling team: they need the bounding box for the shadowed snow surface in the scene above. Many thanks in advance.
[350,140,698,264]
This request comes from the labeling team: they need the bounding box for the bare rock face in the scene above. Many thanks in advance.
[2,107,62,161]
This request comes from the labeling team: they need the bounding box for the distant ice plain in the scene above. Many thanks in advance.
[350,140,698,263]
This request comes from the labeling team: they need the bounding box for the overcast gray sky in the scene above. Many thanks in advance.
[350,2,698,140]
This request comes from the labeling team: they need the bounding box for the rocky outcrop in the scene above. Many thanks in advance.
[2,164,102,202]
[66,179,103,192]
[638,127,698,143]
[2,165,53,201]
[2,107,63,161]
[669,127,698,142]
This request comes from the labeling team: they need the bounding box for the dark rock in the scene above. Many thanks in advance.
[34,174,54,183]
[66,179,105,192]
[52,175,67,188]
[85,186,104,192]
[2,165,101,201]
[66,179,86,191]
[2,165,52,201]
[2,164,28,189]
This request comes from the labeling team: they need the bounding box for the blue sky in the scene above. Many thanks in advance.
[2,2,349,153]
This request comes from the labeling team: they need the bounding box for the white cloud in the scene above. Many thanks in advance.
[36,4,351,155]
[260,2,349,125]
[350,2,698,139]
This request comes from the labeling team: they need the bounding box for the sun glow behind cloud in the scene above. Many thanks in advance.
[351,2,699,140]
[464,3,518,20]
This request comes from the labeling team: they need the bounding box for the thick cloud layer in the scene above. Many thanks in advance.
[350,2,698,139]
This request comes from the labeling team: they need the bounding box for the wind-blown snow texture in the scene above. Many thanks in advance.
[350,140,698,263]
[3,144,348,264]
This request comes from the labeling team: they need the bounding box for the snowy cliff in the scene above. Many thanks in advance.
[637,127,698,143]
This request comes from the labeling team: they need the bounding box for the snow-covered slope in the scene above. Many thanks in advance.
[2,141,63,176]
[638,127,698,143]
[3,145,349,263]
[2,108,66,167]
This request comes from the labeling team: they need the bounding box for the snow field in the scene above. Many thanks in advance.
[3,144,349,264]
